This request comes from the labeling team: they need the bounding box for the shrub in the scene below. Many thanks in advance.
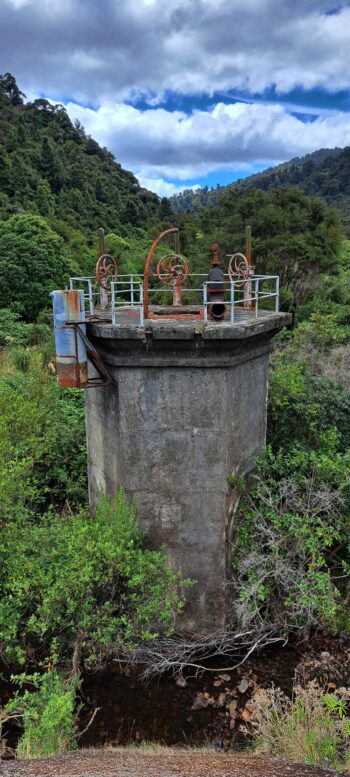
[0,491,186,669]
[250,681,350,770]
[6,665,78,759]
[0,215,76,321]
[0,348,87,513]
[231,437,350,637]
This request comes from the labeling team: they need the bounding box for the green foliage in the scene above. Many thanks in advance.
[268,309,350,452]
[232,434,350,635]
[0,214,75,320]
[232,303,350,638]
[0,347,87,514]
[7,664,78,759]
[171,145,350,236]
[0,308,33,347]
[0,491,186,668]
[0,74,160,245]
[176,186,342,308]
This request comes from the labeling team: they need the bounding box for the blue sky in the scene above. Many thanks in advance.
[1,0,350,196]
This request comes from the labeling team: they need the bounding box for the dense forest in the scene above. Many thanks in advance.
[1,75,350,769]
[170,146,350,234]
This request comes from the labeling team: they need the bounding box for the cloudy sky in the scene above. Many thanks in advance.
[1,0,350,196]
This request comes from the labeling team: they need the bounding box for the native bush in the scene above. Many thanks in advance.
[0,347,86,513]
[0,491,186,669]
[6,664,78,760]
[0,215,76,321]
[231,431,350,637]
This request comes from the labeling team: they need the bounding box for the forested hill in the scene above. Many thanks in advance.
[0,73,161,238]
[170,146,350,231]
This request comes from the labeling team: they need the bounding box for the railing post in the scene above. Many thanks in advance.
[88,280,93,315]
[255,278,259,318]
[275,276,280,312]
[203,283,208,322]
[111,283,116,326]
[140,284,144,327]
[230,281,235,324]
[131,275,134,306]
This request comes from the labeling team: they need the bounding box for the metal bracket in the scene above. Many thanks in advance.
[65,322,117,388]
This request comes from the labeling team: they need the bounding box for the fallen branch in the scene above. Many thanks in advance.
[112,628,286,681]
[78,707,102,739]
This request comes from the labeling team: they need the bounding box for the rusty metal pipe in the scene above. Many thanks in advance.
[98,227,105,258]
[210,300,226,320]
[143,228,179,319]
[245,225,251,268]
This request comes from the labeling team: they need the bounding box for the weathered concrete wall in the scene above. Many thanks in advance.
[85,315,288,632]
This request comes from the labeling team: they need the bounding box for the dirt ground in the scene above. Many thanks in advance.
[2,749,346,777]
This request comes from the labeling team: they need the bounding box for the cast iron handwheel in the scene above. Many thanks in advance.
[95,254,118,289]
[228,252,250,288]
[156,253,189,286]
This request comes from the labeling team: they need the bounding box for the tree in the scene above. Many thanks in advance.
[0,72,25,105]
[159,197,173,220]
[0,214,74,319]
[36,180,55,217]
[122,198,142,226]
[40,137,64,193]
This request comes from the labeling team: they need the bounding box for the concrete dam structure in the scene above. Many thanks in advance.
[52,228,290,632]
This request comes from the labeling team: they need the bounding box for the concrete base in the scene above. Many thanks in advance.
[85,313,289,633]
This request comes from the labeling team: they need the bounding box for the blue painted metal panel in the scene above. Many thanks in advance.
[51,289,88,387]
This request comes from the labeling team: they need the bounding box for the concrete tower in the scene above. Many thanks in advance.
[84,313,288,632]
[54,228,289,632]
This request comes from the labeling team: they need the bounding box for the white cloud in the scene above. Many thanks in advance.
[2,1,350,102]
[65,98,350,183]
[2,0,350,191]
[136,176,199,197]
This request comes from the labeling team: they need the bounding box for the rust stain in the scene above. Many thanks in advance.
[56,360,88,388]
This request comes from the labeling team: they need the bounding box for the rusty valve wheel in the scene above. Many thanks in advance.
[95,254,118,289]
[228,252,252,288]
[156,253,189,286]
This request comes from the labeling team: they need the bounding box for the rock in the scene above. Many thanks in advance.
[320,651,331,660]
[228,700,237,717]
[213,680,222,687]
[241,707,252,721]
[175,676,187,688]
[191,694,209,710]
[238,678,249,694]
[229,717,236,730]
[217,692,226,707]
[218,673,231,682]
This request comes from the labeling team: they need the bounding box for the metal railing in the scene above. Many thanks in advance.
[203,275,279,323]
[68,273,280,325]
[110,279,144,326]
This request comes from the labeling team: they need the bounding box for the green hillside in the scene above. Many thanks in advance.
[170,146,350,233]
[0,73,162,276]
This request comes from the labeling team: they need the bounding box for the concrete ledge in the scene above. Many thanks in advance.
[87,311,291,343]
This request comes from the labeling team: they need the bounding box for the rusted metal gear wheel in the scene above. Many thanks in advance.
[95,254,118,289]
[156,253,189,286]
